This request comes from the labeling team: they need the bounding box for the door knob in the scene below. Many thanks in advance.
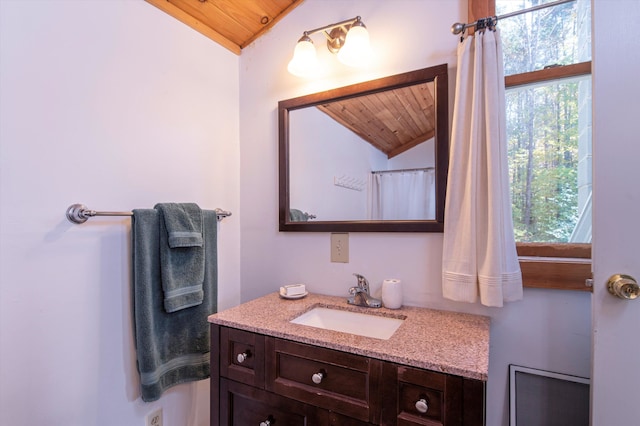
[607,274,639,300]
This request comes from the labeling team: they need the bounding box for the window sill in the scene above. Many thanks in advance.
[518,243,592,292]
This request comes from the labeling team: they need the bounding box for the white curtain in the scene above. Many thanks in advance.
[442,29,523,307]
[369,170,435,220]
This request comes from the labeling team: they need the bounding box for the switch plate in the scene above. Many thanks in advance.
[145,408,162,426]
[330,233,349,263]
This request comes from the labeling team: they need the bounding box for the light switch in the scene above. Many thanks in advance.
[330,233,349,263]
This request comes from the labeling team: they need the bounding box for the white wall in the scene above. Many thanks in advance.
[0,1,240,425]
[239,1,592,425]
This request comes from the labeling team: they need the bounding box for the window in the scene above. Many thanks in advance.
[469,0,592,291]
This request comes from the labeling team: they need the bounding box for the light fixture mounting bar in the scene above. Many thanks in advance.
[302,16,360,38]
[299,16,362,54]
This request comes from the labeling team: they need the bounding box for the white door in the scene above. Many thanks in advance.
[591,1,640,425]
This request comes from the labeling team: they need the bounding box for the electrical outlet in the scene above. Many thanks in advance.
[330,233,349,263]
[145,408,162,426]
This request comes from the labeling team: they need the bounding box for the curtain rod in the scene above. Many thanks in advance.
[65,203,232,225]
[451,0,576,35]
[371,167,434,175]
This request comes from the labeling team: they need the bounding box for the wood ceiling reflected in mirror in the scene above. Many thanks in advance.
[317,83,437,159]
[279,64,449,232]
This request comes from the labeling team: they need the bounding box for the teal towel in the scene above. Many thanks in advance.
[155,203,204,312]
[289,208,310,222]
[132,209,218,402]
[155,203,203,248]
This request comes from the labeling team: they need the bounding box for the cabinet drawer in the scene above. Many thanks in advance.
[266,337,383,423]
[396,366,463,426]
[220,327,265,388]
[220,378,327,425]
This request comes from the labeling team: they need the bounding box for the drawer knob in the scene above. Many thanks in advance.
[259,415,274,426]
[415,398,429,414]
[312,372,324,384]
[236,351,250,364]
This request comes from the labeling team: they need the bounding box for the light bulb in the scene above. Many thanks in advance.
[287,37,318,77]
[337,24,372,67]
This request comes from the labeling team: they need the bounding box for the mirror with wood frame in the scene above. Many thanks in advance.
[279,64,449,232]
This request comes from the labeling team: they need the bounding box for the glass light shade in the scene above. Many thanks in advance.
[337,24,372,67]
[287,39,318,77]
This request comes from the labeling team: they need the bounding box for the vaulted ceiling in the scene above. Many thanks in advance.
[145,0,435,158]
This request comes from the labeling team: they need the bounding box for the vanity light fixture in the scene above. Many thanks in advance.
[287,16,372,77]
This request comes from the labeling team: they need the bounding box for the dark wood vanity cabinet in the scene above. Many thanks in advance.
[211,324,485,426]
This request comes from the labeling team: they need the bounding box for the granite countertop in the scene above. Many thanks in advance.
[208,292,490,381]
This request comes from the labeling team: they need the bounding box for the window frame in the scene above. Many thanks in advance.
[468,0,592,292]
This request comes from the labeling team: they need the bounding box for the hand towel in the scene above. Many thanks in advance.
[155,203,205,312]
[155,203,203,248]
[132,208,218,402]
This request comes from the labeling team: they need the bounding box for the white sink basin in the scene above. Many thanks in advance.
[290,307,405,340]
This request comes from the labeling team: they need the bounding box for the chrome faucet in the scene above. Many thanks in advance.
[347,273,382,308]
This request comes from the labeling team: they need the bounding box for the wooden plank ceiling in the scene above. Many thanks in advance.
[145,0,305,54]
[317,82,436,159]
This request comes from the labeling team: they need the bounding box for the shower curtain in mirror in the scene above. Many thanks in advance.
[442,28,523,307]
[369,169,435,220]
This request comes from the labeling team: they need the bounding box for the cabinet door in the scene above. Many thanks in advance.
[461,379,485,426]
[220,327,265,388]
[220,378,328,425]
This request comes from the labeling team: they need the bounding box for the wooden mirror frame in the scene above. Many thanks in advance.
[279,64,449,232]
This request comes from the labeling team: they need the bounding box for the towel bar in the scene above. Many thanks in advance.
[66,203,232,224]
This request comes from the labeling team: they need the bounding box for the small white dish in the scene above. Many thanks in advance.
[279,289,308,300]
